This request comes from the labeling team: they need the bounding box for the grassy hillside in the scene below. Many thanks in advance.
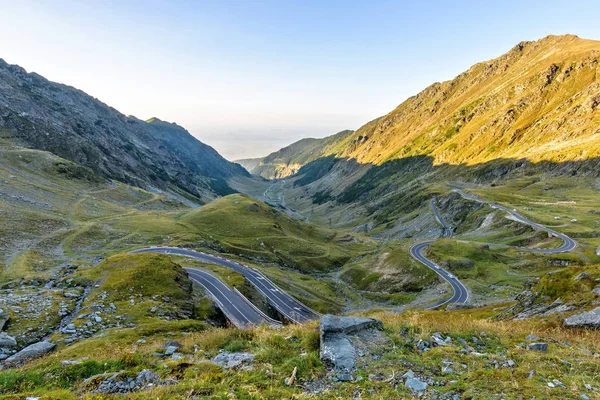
[335,34,600,167]
[269,35,600,230]
[3,304,599,399]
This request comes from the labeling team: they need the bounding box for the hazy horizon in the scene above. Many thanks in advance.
[2,0,600,160]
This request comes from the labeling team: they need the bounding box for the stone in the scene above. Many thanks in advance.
[592,286,600,296]
[525,334,539,341]
[320,314,383,334]
[564,307,600,329]
[575,272,591,281]
[135,369,161,386]
[405,377,428,393]
[337,373,353,382]
[505,360,517,368]
[319,314,383,371]
[0,332,17,347]
[164,346,178,356]
[5,341,55,366]
[0,309,9,331]
[441,365,454,374]
[210,351,254,369]
[527,342,548,352]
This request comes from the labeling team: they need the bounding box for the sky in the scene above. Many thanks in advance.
[1,1,600,160]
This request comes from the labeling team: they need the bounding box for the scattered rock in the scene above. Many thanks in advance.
[527,342,548,352]
[0,333,17,347]
[563,307,600,329]
[91,369,176,394]
[60,357,89,366]
[525,334,540,341]
[592,286,600,296]
[575,272,591,281]
[405,377,428,393]
[336,373,353,382]
[210,351,254,369]
[4,341,55,366]
[0,309,9,331]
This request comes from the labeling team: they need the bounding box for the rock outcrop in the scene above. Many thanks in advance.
[4,340,55,367]
[563,307,600,329]
[319,314,384,372]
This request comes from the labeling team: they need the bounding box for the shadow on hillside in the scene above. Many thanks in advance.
[289,152,600,225]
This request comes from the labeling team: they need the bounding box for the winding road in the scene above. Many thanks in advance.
[131,247,320,325]
[410,191,577,310]
[410,198,469,310]
[185,268,282,329]
[453,189,577,253]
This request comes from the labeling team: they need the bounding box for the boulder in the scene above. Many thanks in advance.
[0,333,17,347]
[574,272,591,281]
[527,342,548,352]
[4,341,55,366]
[319,314,383,371]
[210,351,254,369]
[563,307,600,329]
[405,377,428,393]
[0,309,8,331]
[320,315,383,335]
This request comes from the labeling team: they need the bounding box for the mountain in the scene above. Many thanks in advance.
[235,157,262,173]
[0,59,248,203]
[278,35,600,225]
[333,34,600,167]
[244,130,354,179]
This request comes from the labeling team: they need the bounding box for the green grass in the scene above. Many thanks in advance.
[341,240,437,294]
[3,306,600,399]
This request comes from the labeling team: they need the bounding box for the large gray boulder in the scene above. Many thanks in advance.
[563,307,600,329]
[320,315,384,372]
[4,341,55,367]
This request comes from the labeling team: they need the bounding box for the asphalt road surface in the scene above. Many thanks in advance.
[410,241,470,309]
[410,191,578,310]
[131,247,320,323]
[185,268,282,329]
[409,198,469,309]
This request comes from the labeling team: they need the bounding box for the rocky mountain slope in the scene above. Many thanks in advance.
[0,59,248,203]
[244,130,354,179]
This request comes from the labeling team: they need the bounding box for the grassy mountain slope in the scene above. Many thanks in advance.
[248,130,354,179]
[338,34,600,166]
[0,60,248,202]
[270,35,600,230]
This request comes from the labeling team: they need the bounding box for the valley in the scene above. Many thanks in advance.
[1,34,600,399]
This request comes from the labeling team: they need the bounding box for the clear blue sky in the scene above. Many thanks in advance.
[1,0,599,159]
